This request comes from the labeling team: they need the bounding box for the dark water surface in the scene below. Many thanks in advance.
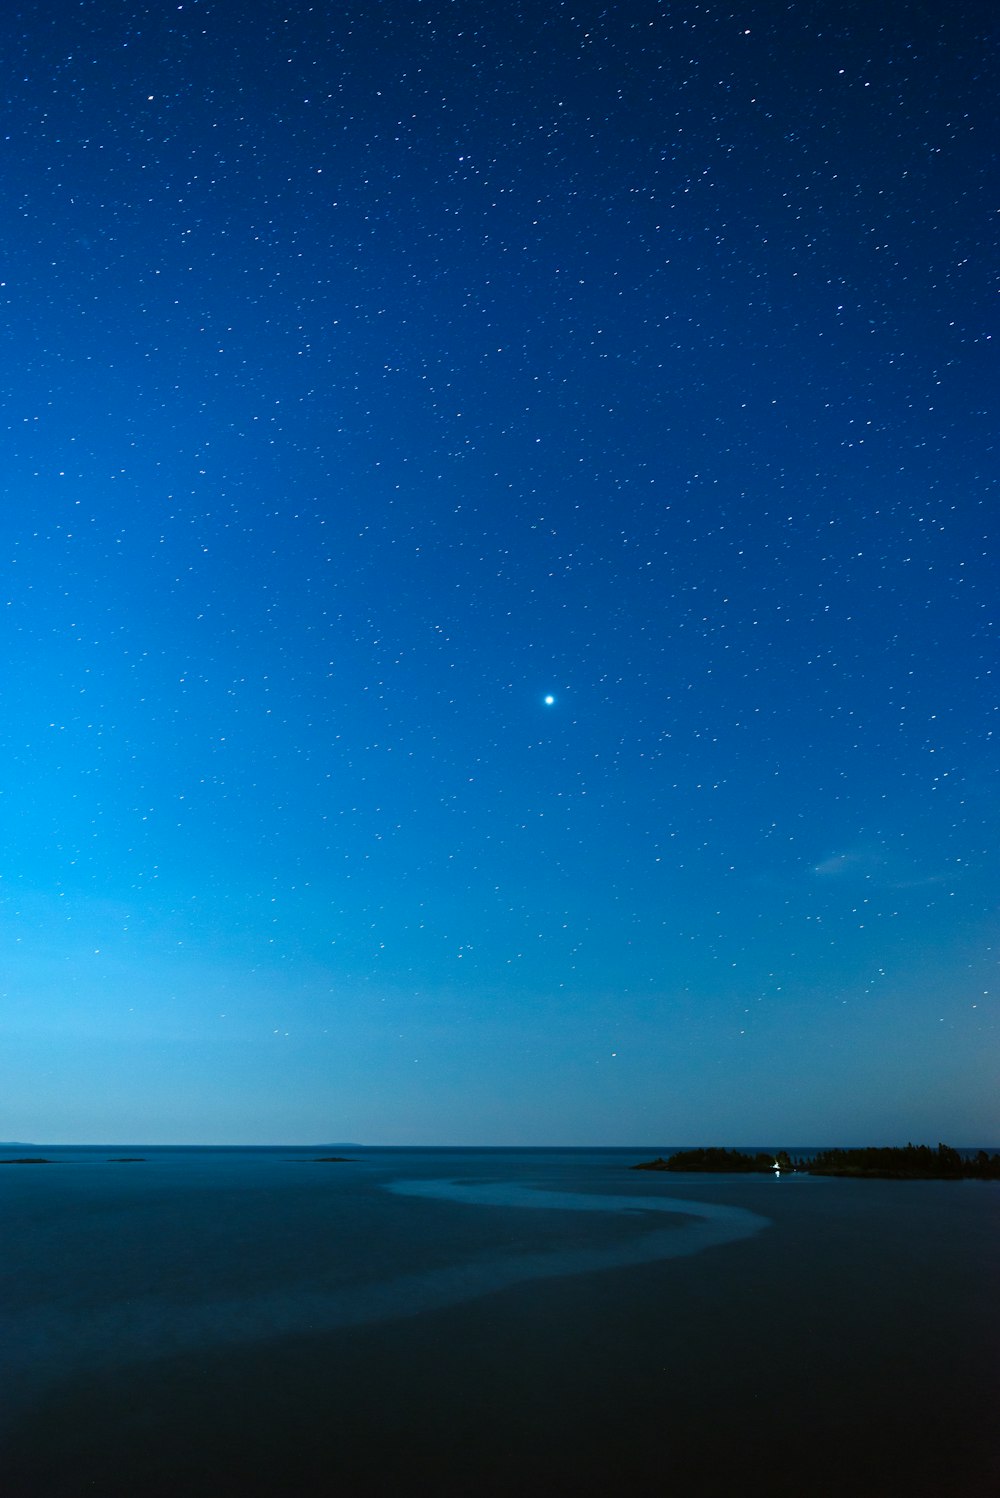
[2,1146,997,1496]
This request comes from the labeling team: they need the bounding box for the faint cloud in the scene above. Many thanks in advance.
[813,848,949,891]
[887,871,949,891]
[813,851,883,880]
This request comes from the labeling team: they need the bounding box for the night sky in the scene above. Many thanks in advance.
[3,1,996,1145]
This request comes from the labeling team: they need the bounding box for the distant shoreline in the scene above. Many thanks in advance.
[3,1141,999,1172]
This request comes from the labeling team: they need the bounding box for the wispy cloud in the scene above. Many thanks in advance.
[813,851,884,880]
[813,849,949,891]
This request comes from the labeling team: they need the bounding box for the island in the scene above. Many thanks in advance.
[634,1148,792,1174]
[805,1144,1000,1179]
[0,1157,57,1165]
[633,1144,1000,1180]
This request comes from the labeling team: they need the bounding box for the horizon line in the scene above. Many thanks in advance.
[4,1138,998,1151]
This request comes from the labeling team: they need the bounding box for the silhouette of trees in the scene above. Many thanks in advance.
[633,1144,1000,1178]
[634,1148,782,1173]
[807,1143,999,1179]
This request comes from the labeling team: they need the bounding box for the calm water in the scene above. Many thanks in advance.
[1,1146,997,1496]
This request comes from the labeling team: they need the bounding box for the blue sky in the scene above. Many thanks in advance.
[2,0,996,1143]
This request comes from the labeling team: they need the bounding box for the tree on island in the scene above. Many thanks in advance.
[633,1144,1000,1179]
[806,1143,998,1179]
[634,1147,786,1174]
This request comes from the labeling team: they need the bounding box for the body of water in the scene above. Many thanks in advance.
[2,1145,997,1495]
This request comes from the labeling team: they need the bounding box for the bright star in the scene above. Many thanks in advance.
[544,694,555,706]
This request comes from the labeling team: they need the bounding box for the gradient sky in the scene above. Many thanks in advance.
[2,0,996,1145]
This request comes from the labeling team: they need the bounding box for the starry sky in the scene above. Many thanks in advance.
[2,0,997,1146]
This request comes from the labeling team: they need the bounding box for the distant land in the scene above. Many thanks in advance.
[0,1142,364,1151]
[2,1141,998,1168]
[1,1153,356,1165]
[634,1145,1000,1180]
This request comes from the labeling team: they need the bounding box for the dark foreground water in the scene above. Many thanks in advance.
[1,1146,997,1497]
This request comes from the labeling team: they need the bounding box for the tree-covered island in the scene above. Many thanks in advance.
[634,1147,794,1174]
[633,1144,1000,1179]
